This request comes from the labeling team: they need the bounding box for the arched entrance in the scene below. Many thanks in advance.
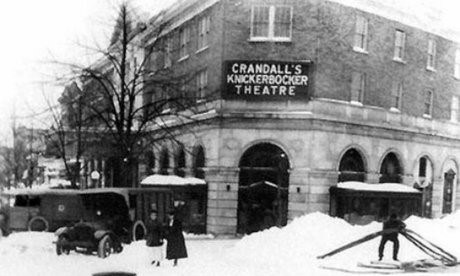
[379,152,403,183]
[338,148,366,182]
[237,143,290,234]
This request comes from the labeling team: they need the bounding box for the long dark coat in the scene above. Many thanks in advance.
[166,219,187,259]
[145,219,163,247]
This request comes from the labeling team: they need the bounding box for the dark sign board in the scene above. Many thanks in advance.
[223,60,311,100]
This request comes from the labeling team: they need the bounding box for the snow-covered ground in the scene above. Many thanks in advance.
[1,212,460,276]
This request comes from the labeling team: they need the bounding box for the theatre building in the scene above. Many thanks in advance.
[139,0,460,235]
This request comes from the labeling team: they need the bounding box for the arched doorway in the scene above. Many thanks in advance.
[379,152,403,183]
[338,148,366,182]
[237,143,290,234]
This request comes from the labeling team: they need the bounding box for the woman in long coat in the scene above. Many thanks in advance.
[145,211,164,266]
[166,212,187,266]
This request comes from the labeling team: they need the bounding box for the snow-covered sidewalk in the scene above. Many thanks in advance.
[1,212,460,276]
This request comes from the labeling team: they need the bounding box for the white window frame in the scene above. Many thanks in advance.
[353,16,368,53]
[393,29,406,62]
[196,69,208,99]
[423,89,433,118]
[197,15,210,52]
[250,5,292,42]
[350,72,365,104]
[455,49,460,79]
[391,81,403,111]
[179,27,190,60]
[426,39,436,71]
[451,96,459,122]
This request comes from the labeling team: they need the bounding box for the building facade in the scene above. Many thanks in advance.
[137,0,460,235]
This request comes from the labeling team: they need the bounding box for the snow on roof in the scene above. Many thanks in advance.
[140,174,206,186]
[336,181,421,193]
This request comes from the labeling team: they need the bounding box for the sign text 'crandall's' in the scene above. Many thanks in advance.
[223,60,310,100]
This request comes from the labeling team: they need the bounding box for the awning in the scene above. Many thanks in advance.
[140,174,206,186]
[335,181,421,193]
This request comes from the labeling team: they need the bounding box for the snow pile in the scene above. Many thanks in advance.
[1,212,460,275]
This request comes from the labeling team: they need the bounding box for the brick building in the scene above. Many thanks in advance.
[136,0,460,235]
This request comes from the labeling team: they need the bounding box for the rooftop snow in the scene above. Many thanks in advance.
[140,174,206,186]
[337,181,421,193]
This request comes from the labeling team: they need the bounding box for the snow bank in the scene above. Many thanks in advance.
[1,212,460,276]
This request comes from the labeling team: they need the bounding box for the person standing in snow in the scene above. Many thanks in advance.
[378,213,406,261]
[165,212,188,266]
[145,210,164,266]
[0,211,9,238]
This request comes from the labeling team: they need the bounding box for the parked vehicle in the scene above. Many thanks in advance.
[0,189,82,232]
[55,190,130,258]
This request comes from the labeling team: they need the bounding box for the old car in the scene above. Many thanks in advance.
[55,188,173,258]
[55,190,131,258]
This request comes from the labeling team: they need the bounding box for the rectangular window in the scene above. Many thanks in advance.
[164,36,172,68]
[394,30,406,61]
[350,72,366,103]
[250,5,292,41]
[196,69,208,99]
[455,49,460,79]
[197,15,210,50]
[391,81,403,110]
[427,39,436,70]
[451,96,459,122]
[179,27,190,59]
[354,16,368,52]
[424,90,433,117]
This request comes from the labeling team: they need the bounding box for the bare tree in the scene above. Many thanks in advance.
[55,2,212,187]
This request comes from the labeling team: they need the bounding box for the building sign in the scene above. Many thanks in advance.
[223,60,310,100]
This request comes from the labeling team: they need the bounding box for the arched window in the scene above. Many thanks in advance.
[414,156,433,218]
[159,148,169,175]
[175,146,186,177]
[144,150,155,175]
[379,152,403,183]
[338,148,366,182]
[193,145,205,179]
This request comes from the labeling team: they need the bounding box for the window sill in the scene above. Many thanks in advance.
[248,37,292,43]
[422,114,432,119]
[353,47,368,55]
[177,55,189,63]
[389,107,401,113]
[392,58,406,64]
[426,67,436,72]
[196,46,209,54]
[454,75,460,81]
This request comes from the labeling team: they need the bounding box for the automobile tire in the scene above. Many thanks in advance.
[98,235,113,258]
[28,216,49,232]
[132,220,146,241]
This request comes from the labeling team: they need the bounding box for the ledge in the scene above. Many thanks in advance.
[196,46,209,54]
[353,47,369,55]
[177,55,189,63]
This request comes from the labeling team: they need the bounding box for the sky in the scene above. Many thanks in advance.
[0,0,459,144]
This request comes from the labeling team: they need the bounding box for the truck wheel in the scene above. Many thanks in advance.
[28,216,49,232]
[132,220,146,241]
[97,235,113,258]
